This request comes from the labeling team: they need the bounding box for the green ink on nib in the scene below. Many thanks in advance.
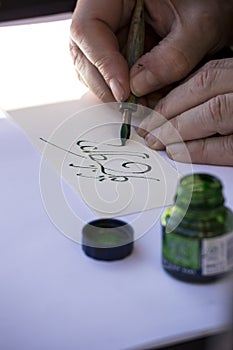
[120,123,131,146]
[161,173,233,283]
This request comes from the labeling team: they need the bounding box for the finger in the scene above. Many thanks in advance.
[155,58,233,119]
[166,135,233,166]
[130,31,201,96]
[145,93,233,148]
[70,39,114,102]
[130,6,226,97]
[137,58,233,135]
[136,85,174,137]
[69,39,89,87]
[136,108,168,139]
[70,0,133,101]
[146,85,174,109]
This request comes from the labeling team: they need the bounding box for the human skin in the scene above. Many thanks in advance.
[137,58,233,166]
[70,0,233,103]
[70,0,233,165]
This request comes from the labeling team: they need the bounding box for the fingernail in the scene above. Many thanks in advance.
[136,121,149,137]
[131,69,159,96]
[145,131,165,150]
[145,133,158,147]
[167,144,186,161]
[109,79,125,102]
[136,126,148,138]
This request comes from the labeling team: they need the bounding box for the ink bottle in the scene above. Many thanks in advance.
[161,173,233,282]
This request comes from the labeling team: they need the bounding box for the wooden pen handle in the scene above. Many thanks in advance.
[126,0,145,104]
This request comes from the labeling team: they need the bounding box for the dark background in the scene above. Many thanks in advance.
[0,0,76,21]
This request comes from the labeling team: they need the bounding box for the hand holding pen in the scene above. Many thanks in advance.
[70,0,233,164]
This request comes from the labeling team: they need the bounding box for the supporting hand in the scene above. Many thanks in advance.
[138,58,233,166]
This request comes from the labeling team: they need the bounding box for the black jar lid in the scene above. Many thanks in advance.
[82,219,134,261]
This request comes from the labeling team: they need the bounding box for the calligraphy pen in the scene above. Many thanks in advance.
[120,0,145,146]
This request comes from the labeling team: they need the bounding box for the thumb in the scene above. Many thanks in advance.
[130,28,209,97]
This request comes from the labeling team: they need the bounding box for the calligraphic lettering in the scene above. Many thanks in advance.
[40,138,160,183]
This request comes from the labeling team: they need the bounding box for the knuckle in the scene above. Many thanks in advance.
[69,40,79,64]
[223,135,233,155]
[203,59,221,70]
[154,44,191,82]
[155,99,167,117]
[207,94,233,135]
[202,59,233,72]
[96,88,108,101]
[170,117,180,133]
[208,95,228,133]
[199,139,210,163]
[70,22,90,54]
[74,51,84,69]
[187,139,209,164]
[171,117,183,143]
[96,88,113,103]
[166,48,191,80]
[93,52,119,80]
[191,69,217,93]
[94,55,111,71]
[71,50,89,84]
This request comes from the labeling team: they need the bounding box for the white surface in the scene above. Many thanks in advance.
[0,15,233,350]
[0,111,233,350]
[0,15,88,111]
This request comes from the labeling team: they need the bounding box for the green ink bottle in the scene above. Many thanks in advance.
[161,173,233,282]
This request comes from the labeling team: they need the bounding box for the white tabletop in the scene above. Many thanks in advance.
[0,15,233,350]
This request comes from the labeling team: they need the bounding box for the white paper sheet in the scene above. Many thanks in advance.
[10,98,182,220]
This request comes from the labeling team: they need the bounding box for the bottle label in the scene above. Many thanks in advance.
[162,231,233,277]
[201,231,233,275]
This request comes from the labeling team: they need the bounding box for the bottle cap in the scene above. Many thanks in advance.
[82,219,134,261]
